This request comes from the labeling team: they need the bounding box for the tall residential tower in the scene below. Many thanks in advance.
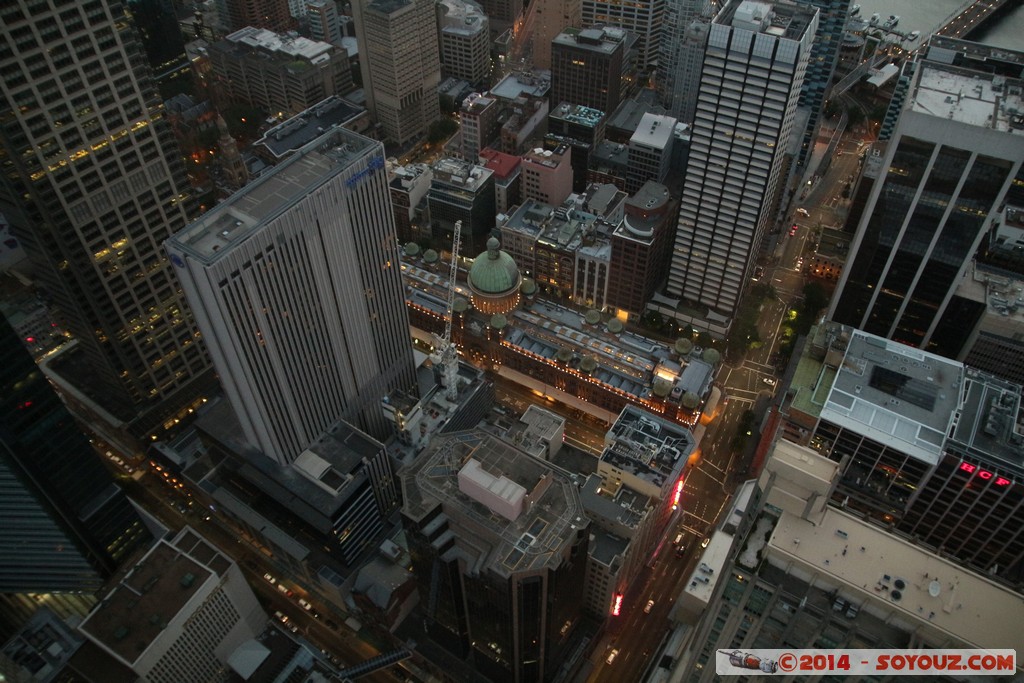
[166,129,417,464]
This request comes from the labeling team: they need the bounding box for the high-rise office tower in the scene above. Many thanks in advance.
[438,0,491,89]
[793,0,850,168]
[166,129,417,465]
[529,0,582,70]
[829,41,1024,358]
[0,1,215,448]
[666,0,817,319]
[582,0,664,69]
[222,0,295,32]
[551,27,636,116]
[0,314,151,636]
[402,430,590,683]
[352,0,442,147]
[657,0,715,123]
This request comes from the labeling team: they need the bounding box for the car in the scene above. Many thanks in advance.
[273,611,288,623]
[763,377,777,387]
[298,598,313,611]
[276,584,294,597]
[674,533,684,546]
[701,537,710,549]
[796,208,810,217]
[606,649,620,665]
[263,573,277,585]
[789,224,799,236]
[644,600,655,614]
[676,544,688,558]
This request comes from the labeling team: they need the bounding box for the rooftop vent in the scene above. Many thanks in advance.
[180,572,196,588]
[891,589,902,601]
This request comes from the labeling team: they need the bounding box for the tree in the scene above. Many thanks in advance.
[846,106,865,127]
[640,310,664,331]
[427,118,458,145]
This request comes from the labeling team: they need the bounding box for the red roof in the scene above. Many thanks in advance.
[479,147,520,179]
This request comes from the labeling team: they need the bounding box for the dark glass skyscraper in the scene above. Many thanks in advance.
[0,1,214,449]
[0,314,151,636]
[829,42,1024,357]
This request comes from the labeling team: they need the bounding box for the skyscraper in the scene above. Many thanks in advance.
[794,0,850,168]
[529,0,582,70]
[657,0,715,123]
[550,26,636,116]
[166,129,417,464]
[829,41,1024,358]
[0,0,214,447]
[401,430,590,683]
[0,314,151,636]
[583,0,665,68]
[352,0,442,147]
[666,0,817,319]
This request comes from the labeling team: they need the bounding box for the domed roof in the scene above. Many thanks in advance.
[469,237,520,294]
[423,249,439,263]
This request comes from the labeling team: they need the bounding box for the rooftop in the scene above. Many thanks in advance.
[550,102,606,127]
[630,112,676,150]
[438,0,487,33]
[254,97,364,160]
[504,405,564,457]
[553,26,630,54]
[910,62,1024,134]
[478,147,521,178]
[768,506,1024,652]
[80,529,231,664]
[431,157,493,193]
[717,0,817,41]
[607,97,668,137]
[491,71,550,101]
[820,329,962,466]
[169,129,378,263]
[947,368,1024,475]
[602,405,695,491]
[401,430,588,577]
[224,27,336,64]
[683,530,731,603]
[579,473,650,533]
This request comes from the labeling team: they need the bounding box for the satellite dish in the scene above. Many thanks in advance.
[929,580,941,597]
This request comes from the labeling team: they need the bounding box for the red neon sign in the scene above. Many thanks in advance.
[672,479,684,510]
[959,462,1011,487]
[612,594,623,616]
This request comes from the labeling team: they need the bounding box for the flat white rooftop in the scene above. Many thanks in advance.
[769,506,1024,653]
[227,26,334,63]
[820,330,962,465]
[911,63,1024,134]
[630,112,675,150]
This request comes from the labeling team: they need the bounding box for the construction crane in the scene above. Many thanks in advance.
[432,220,462,400]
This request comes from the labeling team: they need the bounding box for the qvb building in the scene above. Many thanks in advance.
[0,0,215,449]
[401,430,590,683]
[829,41,1024,359]
[166,129,417,464]
[666,0,817,321]
[0,315,152,636]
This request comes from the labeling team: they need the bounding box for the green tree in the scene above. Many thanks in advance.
[428,118,459,145]
[846,106,865,127]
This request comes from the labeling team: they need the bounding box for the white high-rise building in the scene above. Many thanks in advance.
[166,130,417,464]
[666,0,817,319]
[352,0,442,146]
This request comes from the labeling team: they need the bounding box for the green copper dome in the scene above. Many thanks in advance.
[469,237,520,294]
